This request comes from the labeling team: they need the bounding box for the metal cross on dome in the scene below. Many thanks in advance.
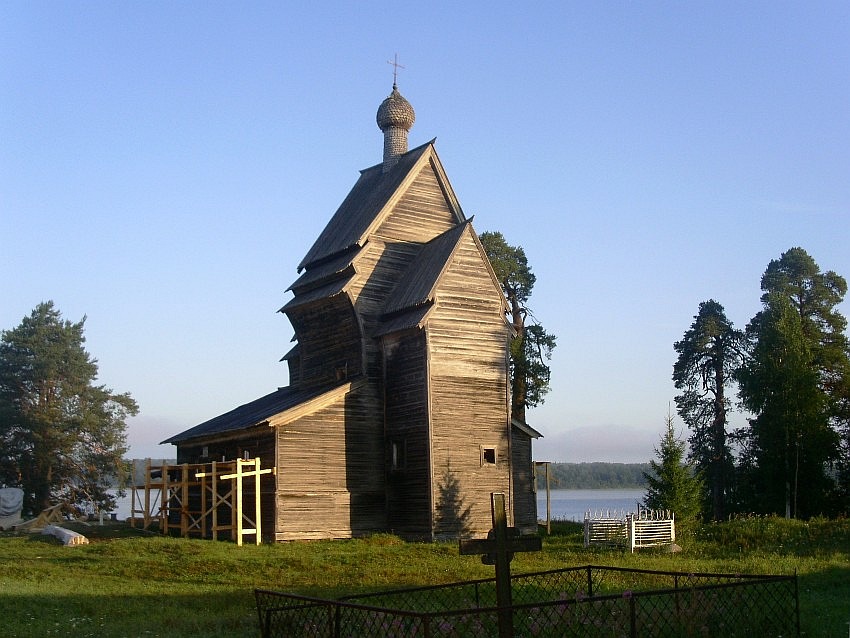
[387,53,405,86]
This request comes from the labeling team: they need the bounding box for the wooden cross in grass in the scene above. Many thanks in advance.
[459,492,542,638]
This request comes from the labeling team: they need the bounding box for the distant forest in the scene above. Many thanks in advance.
[535,462,650,489]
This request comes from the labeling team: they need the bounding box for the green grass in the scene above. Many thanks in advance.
[0,517,848,637]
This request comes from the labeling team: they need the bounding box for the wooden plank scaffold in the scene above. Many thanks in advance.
[130,457,272,545]
[129,459,165,531]
[195,458,272,546]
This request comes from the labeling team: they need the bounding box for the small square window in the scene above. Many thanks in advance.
[481,446,497,465]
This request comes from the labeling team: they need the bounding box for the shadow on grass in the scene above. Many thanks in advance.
[0,590,258,638]
[796,565,850,638]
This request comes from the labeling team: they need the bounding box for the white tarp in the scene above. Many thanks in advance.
[0,487,24,528]
[0,488,23,517]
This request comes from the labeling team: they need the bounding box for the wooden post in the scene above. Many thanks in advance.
[545,462,551,535]
[192,458,271,546]
[181,463,190,537]
[211,461,218,541]
[161,462,169,535]
[143,459,152,528]
[235,460,244,546]
[533,461,552,534]
[200,469,207,538]
[254,457,262,544]
[459,492,542,638]
[130,460,138,528]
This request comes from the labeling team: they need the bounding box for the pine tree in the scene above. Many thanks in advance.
[0,302,137,515]
[673,299,744,520]
[737,248,849,517]
[479,231,556,423]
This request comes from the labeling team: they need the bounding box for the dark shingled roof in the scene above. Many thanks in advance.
[161,382,347,445]
[373,304,432,337]
[297,141,434,272]
[287,250,357,294]
[381,221,470,317]
[279,275,351,313]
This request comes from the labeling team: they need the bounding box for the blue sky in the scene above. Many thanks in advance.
[2,2,848,463]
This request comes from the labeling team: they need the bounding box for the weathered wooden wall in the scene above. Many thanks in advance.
[383,330,432,537]
[374,160,460,243]
[285,295,363,386]
[427,228,512,537]
[511,430,538,533]
[274,386,385,540]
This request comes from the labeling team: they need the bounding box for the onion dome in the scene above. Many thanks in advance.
[376,84,416,131]
[376,84,415,172]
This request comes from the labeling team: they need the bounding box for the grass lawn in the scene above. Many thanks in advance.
[0,517,847,637]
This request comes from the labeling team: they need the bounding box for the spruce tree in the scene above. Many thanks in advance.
[643,410,703,526]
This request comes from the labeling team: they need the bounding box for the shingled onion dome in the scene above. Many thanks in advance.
[376,84,415,172]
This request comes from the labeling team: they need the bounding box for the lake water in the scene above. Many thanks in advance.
[110,490,157,520]
[537,488,646,522]
[110,488,645,525]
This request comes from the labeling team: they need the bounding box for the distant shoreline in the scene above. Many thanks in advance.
[535,462,650,490]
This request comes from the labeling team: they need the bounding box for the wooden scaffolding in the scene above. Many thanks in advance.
[130,458,272,545]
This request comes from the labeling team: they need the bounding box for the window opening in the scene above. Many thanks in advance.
[481,446,497,465]
[391,440,406,470]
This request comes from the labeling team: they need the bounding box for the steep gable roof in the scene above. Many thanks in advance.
[296,141,464,272]
[161,380,360,444]
[381,221,470,317]
[375,220,507,336]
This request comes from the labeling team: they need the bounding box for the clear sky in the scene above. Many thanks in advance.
[2,2,848,463]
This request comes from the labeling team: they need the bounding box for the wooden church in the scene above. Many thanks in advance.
[163,83,542,541]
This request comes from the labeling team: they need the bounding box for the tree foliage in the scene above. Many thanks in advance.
[479,231,556,422]
[669,247,850,519]
[737,247,848,518]
[0,302,138,515]
[642,410,703,525]
[673,300,744,521]
[737,293,834,517]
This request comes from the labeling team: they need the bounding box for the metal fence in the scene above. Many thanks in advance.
[255,565,798,637]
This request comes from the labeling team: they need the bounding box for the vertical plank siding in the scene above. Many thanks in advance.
[511,433,538,533]
[275,385,385,540]
[383,331,432,537]
[427,231,513,536]
[285,296,363,386]
[374,162,459,243]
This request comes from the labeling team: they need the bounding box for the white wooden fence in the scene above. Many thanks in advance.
[584,509,675,552]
